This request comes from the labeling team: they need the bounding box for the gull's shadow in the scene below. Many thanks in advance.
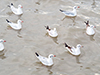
[8,26,22,34]
[35,2,40,5]
[91,0,96,8]
[51,37,59,44]
[61,16,76,21]
[6,12,13,16]
[6,12,23,19]
[61,16,76,26]
[46,66,53,75]
[67,51,81,64]
[18,14,23,19]
[61,16,67,21]
[89,35,95,41]
[17,29,23,38]
[84,30,95,41]
[0,50,6,59]
[7,26,23,38]
[34,9,39,13]
[17,29,22,34]
[45,33,59,44]
[75,55,81,64]
[70,17,76,26]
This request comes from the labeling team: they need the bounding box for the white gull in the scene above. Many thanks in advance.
[0,39,6,51]
[6,19,23,30]
[59,6,80,17]
[45,26,58,37]
[8,3,23,15]
[35,52,56,66]
[65,43,83,56]
[84,21,96,35]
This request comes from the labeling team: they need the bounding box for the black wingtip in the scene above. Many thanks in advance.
[6,19,9,22]
[35,52,39,57]
[11,3,13,6]
[45,26,49,30]
[84,20,89,25]
[65,43,68,47]
[8,5,10,7]
[64,43,72,50]
[6,19,11,23]
[59,9,63,12]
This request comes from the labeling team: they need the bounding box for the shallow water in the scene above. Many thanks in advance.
[0,0,100,75]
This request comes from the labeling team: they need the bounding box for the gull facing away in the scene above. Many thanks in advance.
[64,43,83,56]
[8,3,23,15]
[0,39,6,51]
[59,6,80,17]
[45,26,58,37]
[84,21,96,35]
[6,19,23,30]
[35,52,56,66]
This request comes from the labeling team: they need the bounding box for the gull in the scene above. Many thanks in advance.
[8,3,23,15]
[45,26,58,37]
[84,20,96,35]
[6,19,23,30]
[59,6,80,17]
[35,52,56,66]
[0,39,6,51]
[64,43,83,56]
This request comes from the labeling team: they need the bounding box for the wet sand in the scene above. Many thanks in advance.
[0,0,100,75]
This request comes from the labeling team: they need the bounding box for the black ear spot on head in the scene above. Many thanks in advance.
[11,3,13,6]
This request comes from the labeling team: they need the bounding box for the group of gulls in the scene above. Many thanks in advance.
[0,3,96,66]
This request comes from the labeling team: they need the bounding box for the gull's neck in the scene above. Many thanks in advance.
[0,41,3,43]
[73,9,77,15]
[17,21,21,25]
[76,46,80,50]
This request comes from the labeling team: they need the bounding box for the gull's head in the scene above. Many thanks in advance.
[77,44,83,48]
[18,5,23,8]
[73,6,80,9]
[90,25,96,28]
[0,39,6,43]
[18,19,23,23]
[49,54,56,58]
[73,6,77,9]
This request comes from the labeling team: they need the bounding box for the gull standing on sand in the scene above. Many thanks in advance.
[35,52,56,66]
[8,3,23,15]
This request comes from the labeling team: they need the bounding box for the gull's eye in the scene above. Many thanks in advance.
[78,45,81,47]
[50,56,53,58]
[74,7,76,9]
